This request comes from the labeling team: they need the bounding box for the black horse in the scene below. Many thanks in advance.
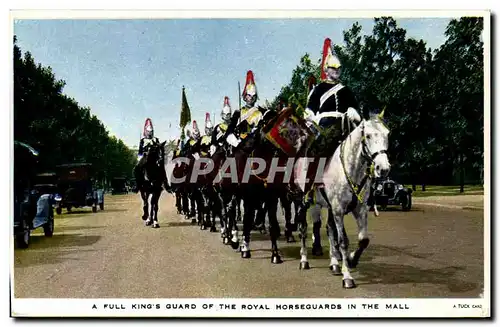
[139,140,167,228]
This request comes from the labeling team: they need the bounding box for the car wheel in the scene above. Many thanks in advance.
[43,218,54,237]
[402,195,411,211]
[16,225,30,249]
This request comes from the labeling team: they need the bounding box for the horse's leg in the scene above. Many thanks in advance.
[208,187,217,232]
[175,191,182,214]
[227,194,239,249]
[141,191,148,221]
[325,208,342,275]
[254,201,267,234]
[329,207,355,289]
[182,190,190,217]
[152,189,160,228]
[348,203,370,269]
[197,190,207,230]
[145,192,153,226]
[236,194,242,222]
[310,204,323,256]
[267,194,283,264]
[240,193,254,259]
[281,193,295,243]
[297,191,312,270]
[217,190,228,241]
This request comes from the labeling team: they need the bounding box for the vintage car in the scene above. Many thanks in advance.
[55,163,103,214]
[371,177,412,211]
[13,141,55,249]
[111,177,128,195]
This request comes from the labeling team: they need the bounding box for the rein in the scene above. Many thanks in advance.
[340,120,386,204]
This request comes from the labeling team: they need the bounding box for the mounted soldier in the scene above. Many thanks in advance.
[302,37,366,155]
[224,70,267,149]
[134,118,160,193]
[291,38,368,194]
[181,120,201,156]
[210,96,232,155]
[199,113,213,157]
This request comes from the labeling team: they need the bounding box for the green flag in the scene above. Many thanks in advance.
[179,86,191,140]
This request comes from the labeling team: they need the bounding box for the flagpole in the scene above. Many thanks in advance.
[238,81,241,124]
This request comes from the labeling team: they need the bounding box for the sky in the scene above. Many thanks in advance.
[13,17,455,148]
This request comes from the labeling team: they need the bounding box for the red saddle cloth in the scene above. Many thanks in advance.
[263,108,318,157]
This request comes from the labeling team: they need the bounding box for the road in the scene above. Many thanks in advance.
[14,192,484,298]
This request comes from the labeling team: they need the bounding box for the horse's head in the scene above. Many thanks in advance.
[359,112,391,178]
[145,141,166,168]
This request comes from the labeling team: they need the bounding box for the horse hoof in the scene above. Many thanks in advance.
[286,235,296,243]
[271,254,283,264]
[241,250,251,259]
[342,279,356,289]
[210,226,217,232]
[348,252,359,269]
[200,224,206,230]
[312,246,323,256]
[230,240,239,250]
[223,237,229,245]
[142,216,148,221]
[191,219,197,225]
[330,264,342,275]
[152,223,160,228]
[299,261,310,270]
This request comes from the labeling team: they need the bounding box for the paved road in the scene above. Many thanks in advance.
[14,193,484,298]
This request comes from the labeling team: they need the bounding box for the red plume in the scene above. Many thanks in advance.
[223,96,230,107]
[205,112,210,122]
[143,118,153,136]
[192,120,198,130]
[242,70,256,97]
[320,38,332,81]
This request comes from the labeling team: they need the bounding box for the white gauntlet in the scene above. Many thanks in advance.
[304,108,315,121]
[209,145,217,156]
[226,133,241,147]
[346,107,361,123]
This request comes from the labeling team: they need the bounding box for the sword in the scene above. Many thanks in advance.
[238,81,242,124]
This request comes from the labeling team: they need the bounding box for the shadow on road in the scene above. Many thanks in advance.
[167,221,197,227]
[19,234,101,250]
[356,263,479,294]
[14,248,97,268]
[278,243,479,293]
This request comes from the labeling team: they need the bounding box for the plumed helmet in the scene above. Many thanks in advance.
[205,112,213,135]
[192,120,201,140]
[242,70,258,99]
[143,118,154,138]
[320,38,342,81]
[221,96,232,123]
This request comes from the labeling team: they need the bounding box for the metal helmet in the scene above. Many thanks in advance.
[143,118,154,139]
[191,120,201,140]
[221,96,232,124]
[320,38,342,81]
[242,70,258,106]
[205,112,213,135]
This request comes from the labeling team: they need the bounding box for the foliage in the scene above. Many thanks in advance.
[14,36,137,185]
[271,17,485,186]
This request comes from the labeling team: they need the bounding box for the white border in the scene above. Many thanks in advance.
[4,2,493,321]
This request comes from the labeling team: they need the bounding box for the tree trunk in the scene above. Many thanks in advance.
[459,152,465,193]
[421,170,426,191]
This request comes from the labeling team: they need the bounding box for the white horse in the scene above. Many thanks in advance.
[297,111,391,289]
